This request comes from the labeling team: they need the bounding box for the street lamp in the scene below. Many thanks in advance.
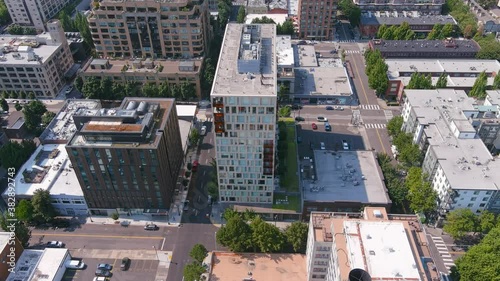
[214,231,218,252]
[152,246,159,260]
[88,211,93,222]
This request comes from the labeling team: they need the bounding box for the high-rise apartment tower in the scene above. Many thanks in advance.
[297,0,339,40]
[211,24,277,204]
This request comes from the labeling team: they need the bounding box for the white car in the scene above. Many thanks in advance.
[65,86,73,94]
[66,260,85,269]
[342,140,350,150]
[93,277,107,281]
[316,116,328,122]
[334,106,344,111]
[320,142,326,150]
[200,125,207,136]
[46,241,63,248]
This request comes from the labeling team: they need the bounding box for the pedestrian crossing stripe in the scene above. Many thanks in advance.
[360,104,380,110]
[339,40,357,43]
[344,50,361,53]
[364,123,386,129]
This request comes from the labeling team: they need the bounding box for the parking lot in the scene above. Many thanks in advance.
[63,256,158,281]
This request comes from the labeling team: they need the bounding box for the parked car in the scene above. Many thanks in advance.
[121,257,131,271]
[144,224,159,231]
[326,106,334,110]
[183,200,190,211]
[192,160,199,172]
[95,269,111,277]
[65,260,85,269]
[294,116,305,122]
[342,140,350,150]
[320,142,326,150]
[65,86,73,94]
[334,106,344,111]
[200,125,207,136]
[46,241,64,248]
[97,264,113,271]
[93,277,108,281]
[311,123,318,130]
[325,123,331,131]
[316,116,328,122]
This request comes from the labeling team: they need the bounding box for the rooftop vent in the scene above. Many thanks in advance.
[369,250,376,255]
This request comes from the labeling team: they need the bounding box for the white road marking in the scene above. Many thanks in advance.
[359,104,380,110]
[208,149,211,155]
[161,237,166,250]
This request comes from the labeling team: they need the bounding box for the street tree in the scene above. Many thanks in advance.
[189,244,208,264]
[399,143,423,167]
[426,24,443,40]
[284,221,308,253]
[463,24,474,38]
[492,73,500,89]
[217,0,231,30]
[0,139,37,169]
[435,72,448,88]
[82,76,101,99]
[251,16,276,24]
[9,91,18,99]
[0,212,30,246]
[28,92,35,100]
[189,128,200,146]
[237,6,246,23]
[339,0,361,27]
[142,82,158,97]
[376,24,388,39]
[0,98,8,112]
[19,91,26,99]
[1,91,7,99]
[31,188,57,223]
[74,76,84,92]
[22,100,47,131]
[15,199,34,222]
[207,181,219,198]
[468,71,488,99]
[386,116,403,137]
[183,262,206,281]
[277,20,295,36]
[278,84,289,102]
[443,209,479,240]
[368,60,389,96]
[478,211,497,234]
[216,215,252,252]
[222,208,240,221]
[405,167,436,215]
[454,225,500,281]
[250,216,285,253]
[100,77,114,100]
[14,102,22,111]
[279,106,291,117]
[41,111,56,127]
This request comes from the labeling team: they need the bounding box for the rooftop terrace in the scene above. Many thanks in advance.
[0,33,63,65]
[212,24,277,97]
[83,58,202,75]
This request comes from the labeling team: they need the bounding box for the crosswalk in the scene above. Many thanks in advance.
[359,104,380,110]
[384,110,394,121]
[338,40,357,43]
[431,236,455,272]
[344,50,362,54]
[364,123,386,129]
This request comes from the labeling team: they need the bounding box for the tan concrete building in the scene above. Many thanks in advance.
[297,0,338,40]
[4,0,71,31]
[306,207,439,281]
[80,58,203,98]
[0,20,74,98]
[89,0,211,59]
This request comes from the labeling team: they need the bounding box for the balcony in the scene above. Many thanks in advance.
[213,97,223,108]
[215,124,225,134]
[214,113,225,123]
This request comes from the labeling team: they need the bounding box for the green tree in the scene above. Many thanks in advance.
[217,215,252,252]
[284,222,308,253]
[180,82,196,100]
[250,216,285,253]
[41,111,56,127]
[207,181,219,198]
[427,24,443,40]
[440,23,455,38]
[405,167,437,215]
[477,0,496,8]
[8,24,24,35]
[0,0,11,25]
[158,82,171,97]
[492,74,500,90]
[251,16,275,24]
[468,71,488,99]
[278,84,289,102]
[27,92,35,99]
[368,60,389,96]
[376,24,388,39]
[14,103,22,111]
[183,262,205,281]
[217,0,231,30]
[463,24,474,38]
[22,100,47,131]
[19,91,26,99]
[237,6,246,23]
[339,0,362,27]
[454,225,500,281]
[189,244,208,264]
[386,116,403,137]
[9,91,18,99]
[23,27,36,35]
[100,77,114,100]
[393,22,415,40]
[222,208,240,221]
[0,212,30,247]
[15,200,34,222]
[279,106,291,117]
[478,211,497,234]
[74,76,84,92]
[142,82,158,97]
[31,188,57,223]
[277,20,295,36]
[82,77,102,99]
[435,72,448,88]
[1,91,8,99]
[0,98,8,112]
[189,128,200,145]
[443,209,479,240]
[399,143,422,167]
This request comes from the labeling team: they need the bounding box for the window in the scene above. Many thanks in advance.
[482,197,489,201]
[473,191,480,195]
[467,203,473,207]
[479,203,486,207]
[471,197,477,201]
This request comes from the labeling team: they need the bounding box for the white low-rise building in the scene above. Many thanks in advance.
[6,248,70,281]
[402,89,500,215]
[2,144,88,216]
[0,20,74,99]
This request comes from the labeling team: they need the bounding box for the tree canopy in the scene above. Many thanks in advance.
[453,224,500,281]
[237,6,246,23]
[217,215,253,252]
[339,0,361,27]
[189,244,208,264]
[183,262,206,281]
[22,100,48,131]
[284,222,309,253]
[250,216,286,253]
[406,72,434,90]
[0,98,8,112]
[427,23,455,39]
[376,22,415,40]
[405,167,437,215]
[0,212,30,247]
[386,116,403,137]
[468,71,488,99]
[31,188,57,223]
[443,209,479,240]
[0,140,37,170]
[364,49,389,96]
[0,0,10,25]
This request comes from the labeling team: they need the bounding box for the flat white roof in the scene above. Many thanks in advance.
[245,14,288,25]
[486,90,500,106]
[0,34,62,65]
[176,104,197,117]
[276,35,294,66]
[344,221,421,280]
[0,232,11,249]
[6,249,68,281]
[387,59,500,79]
[2,144,83,198]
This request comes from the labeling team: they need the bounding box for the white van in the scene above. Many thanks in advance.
[66,260,85,269]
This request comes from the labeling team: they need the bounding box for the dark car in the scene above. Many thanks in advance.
[144,224,159,231]
[121,257,131,271]
[326,106,334,110]
[292,104,302,110]
[192,160,199,172]
[97,264,112,271]
[46,241,64,248]
[95,269,112,277]
[294,116,305,122]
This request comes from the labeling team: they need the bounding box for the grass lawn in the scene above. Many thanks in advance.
[273,193,301,212]
[278,121,299,192]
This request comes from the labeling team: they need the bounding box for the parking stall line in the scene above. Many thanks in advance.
[31,232,164,239]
